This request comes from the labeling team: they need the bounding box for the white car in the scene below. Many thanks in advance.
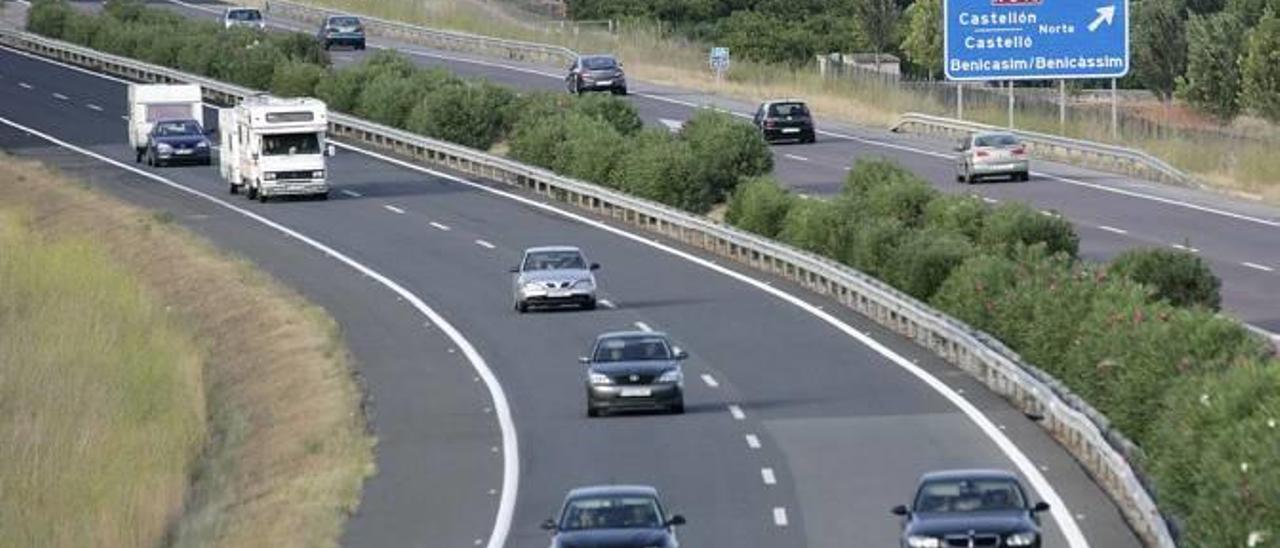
[955,131,1030,183]
[223,7,265,30]
[510,246,599,313]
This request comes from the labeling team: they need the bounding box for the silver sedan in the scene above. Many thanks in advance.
[511,246,599,313]
[955,132,1030,183]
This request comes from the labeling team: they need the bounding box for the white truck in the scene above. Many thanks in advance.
[219,95,334,202]
[128,83,203,163]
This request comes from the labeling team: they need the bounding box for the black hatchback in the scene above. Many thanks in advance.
[753,99,815,143]
[892,469,1050,548]
[542,485,685,548]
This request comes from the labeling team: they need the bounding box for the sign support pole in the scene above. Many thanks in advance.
[1111,78,1118,140]
[1059,79,1066,133]
[1007,81,1014,129]
[957,83,964,120]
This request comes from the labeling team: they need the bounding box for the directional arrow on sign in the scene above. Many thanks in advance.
[1087,5,1116,32]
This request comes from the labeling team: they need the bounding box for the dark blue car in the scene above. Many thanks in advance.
[144,119,211,167]
[542,485,685,548]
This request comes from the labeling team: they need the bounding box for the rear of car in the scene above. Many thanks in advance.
[754,100,816,143]
[567,55,627,95]
[957,132,1030,183]
[319,15,365,50]
[223,7,265,30]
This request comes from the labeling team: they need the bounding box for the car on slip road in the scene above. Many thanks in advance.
[582,331,686,416]
[511,246,599,312]
[318,14,366,50]
[955,131,1030,183]
[753,99,816,144]
[222,7,265,30]
[892,469,1050,548]
[144,118,212,167]
[542,485,686,548]
[566,54,628,96]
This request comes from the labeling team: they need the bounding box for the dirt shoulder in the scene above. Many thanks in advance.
[0,153,373,548]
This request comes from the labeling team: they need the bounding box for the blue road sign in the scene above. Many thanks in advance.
[944,0,1129,81]
[710,46,730,71]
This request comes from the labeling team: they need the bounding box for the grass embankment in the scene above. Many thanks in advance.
[286,0,1280,198]
[0,153,373,548]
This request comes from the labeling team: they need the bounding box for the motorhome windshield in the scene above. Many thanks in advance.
[262,132,321,156]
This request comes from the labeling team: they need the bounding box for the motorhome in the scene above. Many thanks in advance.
[128,84,203,163]
[219,95,333,201]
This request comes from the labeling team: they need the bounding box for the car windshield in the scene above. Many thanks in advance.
[768,102,809,117]
[914,478,1027,513]
[522,250,586,271]
[228,9,261,21]
[593,336,672,362]
[560,496,663,531]
[330,17,360,27]
[262,132,321,156]
[582,57,618,70]
[153,120,202,136]
[974,134,1020,147]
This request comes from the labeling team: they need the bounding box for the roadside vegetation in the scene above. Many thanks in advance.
[23,1,1280,543]
[0,152,372,547]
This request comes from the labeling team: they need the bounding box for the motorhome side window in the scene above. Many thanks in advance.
[261,133,321,156]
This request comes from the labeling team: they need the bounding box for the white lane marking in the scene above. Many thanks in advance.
[1243,262,1274,272]
[598,298,616,309]
[700,374,719,388]
[659,118,683,132]
[18,82,33,89]
[1171,243,1200,253]
[1097,225,1128,235]
[341,189,362,198]
[384,204,406,214]
[86,103,103,111]
[745,434,761,449]
[761,468,777,485]
[475,239,496,249]
[784,154,809,162]
[773,507,789,527]
[1039,210,1056,217]
[634,321,653,332]
[52,92,68,100]
[728,404,745,420]
[982,197,999,204]
[430,221,452,231]
[333,142,1091,547]
[0,114,520,548]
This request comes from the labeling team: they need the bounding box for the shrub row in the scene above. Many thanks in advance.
[727,165,1276,545]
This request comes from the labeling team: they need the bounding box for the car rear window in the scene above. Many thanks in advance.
[768,103,809,117]
[154,120,202,136]
[330,17,360,26]
[974,134,1020,147]
[582,57,618,70]
[228,9,262,21]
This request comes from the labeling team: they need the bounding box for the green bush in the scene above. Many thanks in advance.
[26,0,74,38]
[840,216,909,278]
[571,93,643,135]
[61,11,104,45]
[87,19,139,57]
[270,61,327,98]
[360,49,417,78]
[885,228,976,300]
[354,72,418,128]
[103,0,146,22]
[858,175,937,227]
[610,130,709,213]
[221,40,286,91]
[679,109,774,203]
[1110,248,1222,310]
[923,193,988,240]
[313,67,366,113]
[268,31,330,67]
[978,203,1079,258]
[405,82,515,150]
[132,28,184,67]
[778,198,844,256]
[930,251,1022,330]
[725,177,795,238]
[842,158,922,199]
[509,91,575,128]
[551,113,628,184]
[508,112,573,170]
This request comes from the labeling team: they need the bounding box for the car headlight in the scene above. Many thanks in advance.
[905,536,941,548]
[522,282,544,293]
[571,278,594,289]
[263,172,277,180]
[657,369,682,384]
[311,170,325,178]
[588,372,613,385]
[1006,532,1038,546]
[196,141,209,148]
[156,143,172,152]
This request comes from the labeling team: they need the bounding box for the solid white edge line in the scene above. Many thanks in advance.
[384,204,405,214]
[430,221,452,231]
[700,373,719,388]
[761,468,776,485]
[1096,225,1128,235]
[728,404,745,420]
[634,321,653,332]
[1242,262,1274,273]
[328,143,1091,548]
[1171,243,1200,253]
[475,239,496,249]
[745,434,761,449]
[772,507,788,527]
[0,115,520,548]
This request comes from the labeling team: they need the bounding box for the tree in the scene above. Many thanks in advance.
[1177,11,1245,119]
[900,0,942,79]
[1239,10,1280,121]
[1133,0,1188,100]
[851,0,901,69]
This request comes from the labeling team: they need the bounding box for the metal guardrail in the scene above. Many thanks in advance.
[262,0,578,67]
[0,28,1178,548]
[892,112,1193,187]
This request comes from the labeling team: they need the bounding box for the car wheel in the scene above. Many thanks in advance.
[228,181,238,195]
[582,298,597,311]
[802,132,815,144]
[612,86,627,96]
[246,183,258,200]
[515,300,529,314]
[318,191,330,201]
[1019,171,1030,182]
[670,400,685,414]
[587,406,601,418]
[357,41,366,50]
[135,149,143,163]
[258,189,269,203]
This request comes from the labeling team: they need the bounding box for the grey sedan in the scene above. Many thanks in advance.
[955,131,1030,183]
[582,331,686,416]
[511,246,599,313]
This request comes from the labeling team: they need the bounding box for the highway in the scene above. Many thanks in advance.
[0,44,1143,547]
[148,0,1280,340]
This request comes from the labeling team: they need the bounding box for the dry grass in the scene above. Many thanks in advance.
[285,0,1280,195]
[0,153,373,548]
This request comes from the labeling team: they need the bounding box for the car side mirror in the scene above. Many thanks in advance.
[1032,501,1050,513]
[954,145,964,152]
[589,263,600,270]
[540,518,558,531]
[509,266,520,273]
[326,144,336,157]
[891,505,909,516]
[673,348,688,360]
[666,514,685,526]
[577,356,591,364]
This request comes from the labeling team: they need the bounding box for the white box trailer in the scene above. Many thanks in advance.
[219,95,333,202]
[128,84,203,162]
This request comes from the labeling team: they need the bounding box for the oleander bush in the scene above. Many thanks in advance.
[1111,247,1222,310]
